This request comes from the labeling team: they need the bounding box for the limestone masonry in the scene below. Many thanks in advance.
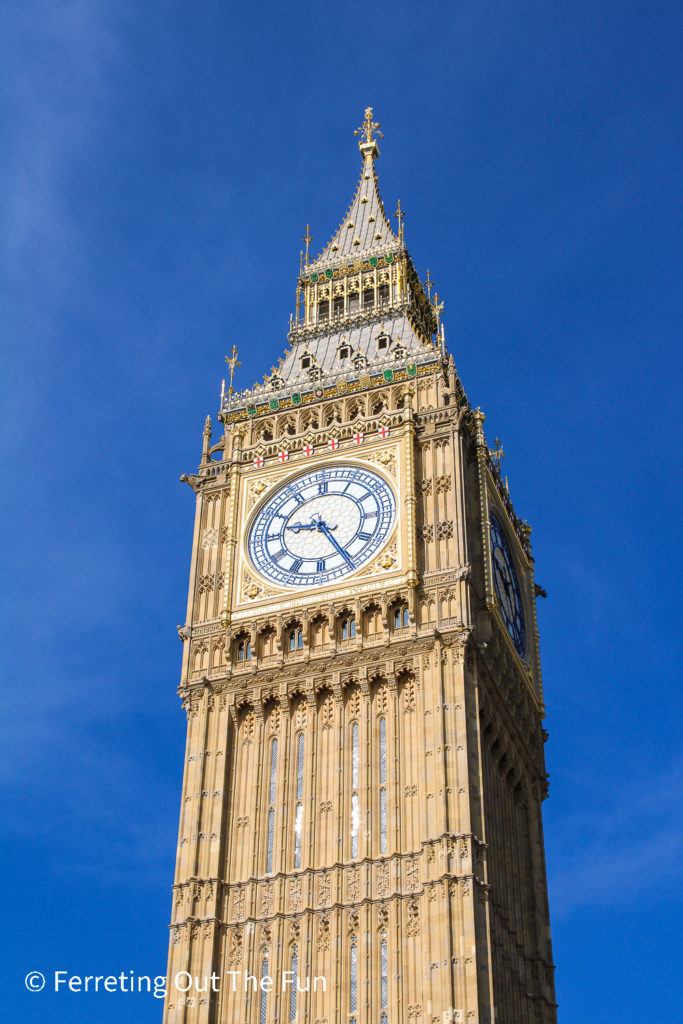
[164,109,557,1024]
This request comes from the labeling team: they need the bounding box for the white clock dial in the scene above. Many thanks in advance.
[247,465,396,588]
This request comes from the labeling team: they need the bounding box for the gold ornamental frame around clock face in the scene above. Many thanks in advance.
[243,461,399,594]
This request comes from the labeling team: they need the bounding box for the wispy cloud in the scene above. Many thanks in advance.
[2,2,122,278]
[546,761,683,917]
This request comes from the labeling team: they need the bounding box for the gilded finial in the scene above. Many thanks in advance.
[432,290,444,331]
[303,225,313,268]
[225,345,241,395]
[355,106,383,146]
[491,438,505,469]
[394,199,405,241]
[425,269,433,299]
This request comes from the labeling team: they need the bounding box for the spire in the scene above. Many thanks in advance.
[221,110,446,418]
[308,107,398,270]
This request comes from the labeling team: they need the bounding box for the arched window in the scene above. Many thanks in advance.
[259,950,269,1024]
[236,637,252,662]
[351,722,359,858]
[260,628,276,658]
[289,628,303,651]
[266,738,278,872]
[380,930,388,1009]
[393,606,409,629]
[294,734,304,868]
[341,616,356,640]
[289,945,298,1021]
[379,717,387,854]
[350,935,358,1013]
[365,604,382,636]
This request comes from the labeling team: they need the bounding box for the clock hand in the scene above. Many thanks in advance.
[286,514,338,534]
[286,522,318,533]
[318,521,355,568]
[494,554,513,595]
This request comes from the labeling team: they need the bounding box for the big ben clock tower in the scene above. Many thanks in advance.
[164,110,557,1024]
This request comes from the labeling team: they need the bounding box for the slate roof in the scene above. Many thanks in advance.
[222,314,438,415]
[280,315,429,383]
[307,150,399,270]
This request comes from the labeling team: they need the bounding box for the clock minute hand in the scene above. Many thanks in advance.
[318,521,355,569]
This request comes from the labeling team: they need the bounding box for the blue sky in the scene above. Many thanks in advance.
[1,1,681,1021]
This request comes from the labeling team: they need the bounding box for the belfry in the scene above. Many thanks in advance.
[164,109,557,1024]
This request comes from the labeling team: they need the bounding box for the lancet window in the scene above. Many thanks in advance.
[351,721,360,858]
[294,733,304,868]
[379,716,388,853]
[266,738,278,872]
[289,945,298,1021]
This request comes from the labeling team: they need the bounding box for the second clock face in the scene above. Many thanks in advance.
[490,511,526,657]
[247,464,396,588]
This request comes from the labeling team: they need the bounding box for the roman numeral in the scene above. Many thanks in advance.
[273,549,287,562]
[358,531,372,541]
[316,559,326,571]
[318,482,328,494]
[290,558,302,573]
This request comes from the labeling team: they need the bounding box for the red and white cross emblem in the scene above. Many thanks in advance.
[327,438,340,451]
[277,450,289,463]
[377,426,390,439]
[253,455,265,469]
[352,431,364,445]
[302,444,314,457]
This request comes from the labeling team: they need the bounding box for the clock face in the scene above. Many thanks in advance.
[489,511,526,657]
[247,464,396,588]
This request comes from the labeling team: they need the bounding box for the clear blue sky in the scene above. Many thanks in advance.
[1,2,681,1021]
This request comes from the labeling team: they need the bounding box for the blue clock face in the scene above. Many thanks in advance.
[490,511,526,657]
[248,465,396,588]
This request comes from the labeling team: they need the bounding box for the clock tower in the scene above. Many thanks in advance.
[164,110,557,1024]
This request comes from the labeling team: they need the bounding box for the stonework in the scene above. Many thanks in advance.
[163,110,557,1024]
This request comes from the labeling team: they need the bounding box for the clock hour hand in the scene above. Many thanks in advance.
[286,513,338,534]
[286,521,317,533]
